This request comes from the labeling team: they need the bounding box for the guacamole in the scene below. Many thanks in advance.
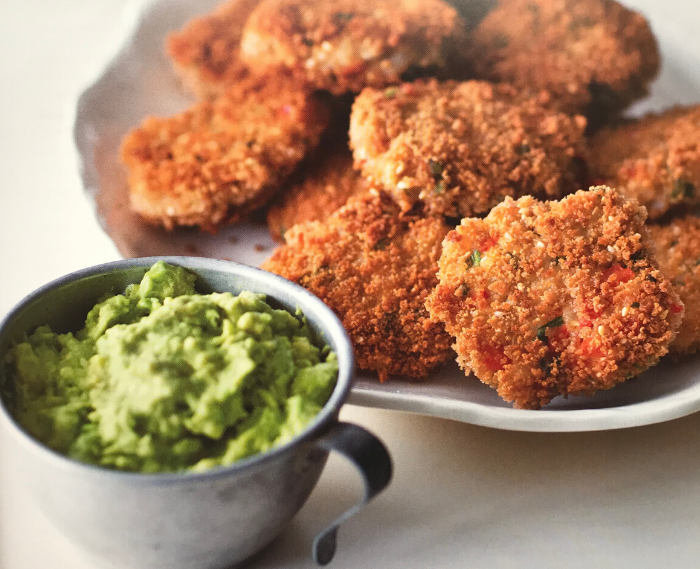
[3,261,338,473]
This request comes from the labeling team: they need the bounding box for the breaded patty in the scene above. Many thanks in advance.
[468,0,659,118]
[121,74,330,232]
[648,216,700,355]
[589,106,700,219]
[167,0,260,99]
[239,0,468,94]
[349,79,588,218]
[261,191,453,380]
[266,146,369,242]
[426,187,682,409]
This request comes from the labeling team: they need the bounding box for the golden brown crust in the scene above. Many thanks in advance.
[589,106,700,219]
[262,192,453,380]
[426,187,683,409]
[266,146,369,242]
[648,216,700,355]
[349,79,588,218]
[120,74,330,232]
[166,0,262,99]
[239,0,469,94]
[468,0,660,117]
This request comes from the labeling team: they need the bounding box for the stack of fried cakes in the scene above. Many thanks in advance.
[121,0,700,409]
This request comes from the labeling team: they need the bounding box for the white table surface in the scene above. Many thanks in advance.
[2,1,700,568]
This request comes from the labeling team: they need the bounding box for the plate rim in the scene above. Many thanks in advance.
[348,378,700,432]
[73,0,161,231]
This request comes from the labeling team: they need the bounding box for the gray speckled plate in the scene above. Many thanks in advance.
[74,0,700,431]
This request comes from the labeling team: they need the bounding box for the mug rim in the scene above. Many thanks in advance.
[0,256,355,484]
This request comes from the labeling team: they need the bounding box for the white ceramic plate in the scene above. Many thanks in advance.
[74,0,700,431]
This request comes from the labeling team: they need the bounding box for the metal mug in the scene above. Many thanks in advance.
[0,257,393,568]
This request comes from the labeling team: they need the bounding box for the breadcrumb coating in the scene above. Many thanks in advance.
[589,106,700,219]
[426,187,683,409]
[349,79,588,218]
[648,216,700,355]
[166,0,260,99]
[239,0,469,94]
[266,146,369,242]
[120,75,330,232]
[262,191,453,380]
[468,0,659,118]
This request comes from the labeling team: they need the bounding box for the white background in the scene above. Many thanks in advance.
[2,0,700,567]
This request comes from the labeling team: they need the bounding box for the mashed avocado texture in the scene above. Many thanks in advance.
[4,262,338,473]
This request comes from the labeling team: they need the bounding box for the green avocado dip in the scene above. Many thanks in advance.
[3,261,338,473]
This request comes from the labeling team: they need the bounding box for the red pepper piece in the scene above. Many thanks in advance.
[471,289,490,306]
[579,336,604,358]
[481,345,508,372]
[548,324,570,344]
[602,264,634,284]
[480,235,498,251]
[445,230,462,243]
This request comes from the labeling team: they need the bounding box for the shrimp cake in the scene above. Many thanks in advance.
[648,216,700,355]
[239,0,469,94]
[468,0,659,118]
[349,79,588,218]
[426,187,683,409]
[166,0,260,99]
[262,192,453,380]
[120,74,330,232]
[266,147,369,242]
[589,106,700,219]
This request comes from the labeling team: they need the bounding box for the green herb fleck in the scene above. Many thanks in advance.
[375,237,391,251]
[456,283,470,297]
[505,252,520,269]
[466,250,482,268]
[539,355,560,377]
[302,37,314,47]
[428,159,444,179]
[536,316,565,343]
[631,302,640,308]
[384,87,398,98]
[434,181,445,194]
[517,143,530,154]
[672,178,695,199]
[672,180,683,198]
[334,11,355,23]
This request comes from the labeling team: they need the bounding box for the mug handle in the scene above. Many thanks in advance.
[311,421,393,565]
